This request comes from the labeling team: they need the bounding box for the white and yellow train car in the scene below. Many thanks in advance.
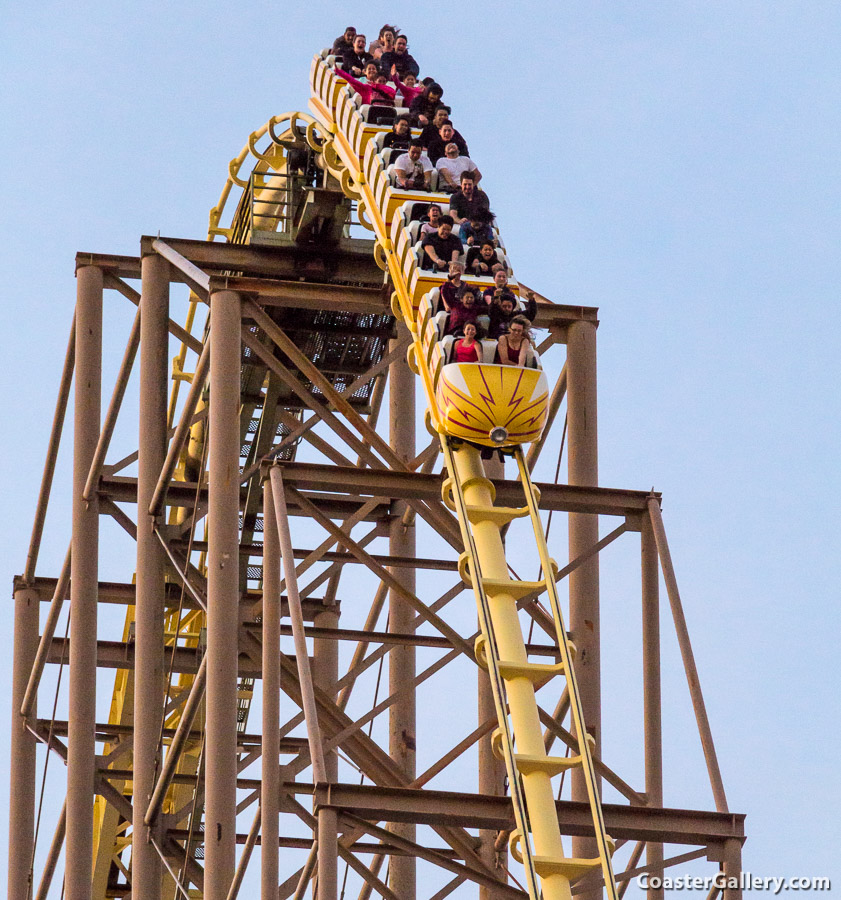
[309,53,550,449]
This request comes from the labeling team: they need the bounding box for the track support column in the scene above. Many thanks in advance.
[261,476,280,900]
[8,585,39,900]
[722,839,743,900]
[313,604,339,781]
[66,264,102,900]
[480,448,506,897]
[565,319,601,878]
[642,512,663,900]
[205,290,242,900]
[317,808,339,900]
[388,325,416,900]
[133,251,170,900]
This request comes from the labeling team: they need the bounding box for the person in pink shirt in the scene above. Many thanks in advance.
[394,72,426,106]
[453,321,483,363]
[335,67,417,108]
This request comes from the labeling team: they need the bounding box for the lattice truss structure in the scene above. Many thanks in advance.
[8,102,745,900]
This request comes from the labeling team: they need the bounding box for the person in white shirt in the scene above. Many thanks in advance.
[393,141,433,191]
[435,143,481,193]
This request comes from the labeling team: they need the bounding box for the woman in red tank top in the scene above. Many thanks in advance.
[496,315,532,366]
[453,322,482,363]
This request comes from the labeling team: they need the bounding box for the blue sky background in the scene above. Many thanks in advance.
[1,1,838,895]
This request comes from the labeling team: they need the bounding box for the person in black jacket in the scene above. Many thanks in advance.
[409,82,444,126]
[343,34,372,76]
[487,290,538,339]
[382,115,413,160]
[380,35,420,78]
[427,121,469,165]
[331,27,357,55]
[419,107,450,148]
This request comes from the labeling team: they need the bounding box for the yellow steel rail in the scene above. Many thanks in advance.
[309,53,619,900]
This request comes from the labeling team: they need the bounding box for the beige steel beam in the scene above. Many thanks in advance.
[618,843,645,900]
[308,783,745,846]
[82,304,141,501]
[151,239,211,299]
[40,719,307,754]
[336,582,388,712]
[205,289,242,899]
[23,312,75,583]
[179,539,460,572]
[33,802,65,900]
[19,574,334,618]
[99,466,658,520]
[272,655,497,878]
[284,486,473,657]
[565,317,602,892]
[238,335,408,483]
[66,264,102,900]
[267,468,327,783]
[646,499,729,813]
[261,477,281,900]
[250,497,385,619]
[260,461,658,516]
[20,554,71,722]
[8,586,39,900]
[145,657,207,826]
[387,326,417,900]
[238,276,388,315]
[243,301,462,547]
[148,340,211,516]
[133,250,170,899]
[641,513,664,900]
[242,319,458,547]
[166,831,464,855]
[526,364,567,472]
[138,235,385,284]
[101,272,203,353]
[340,812,525,900]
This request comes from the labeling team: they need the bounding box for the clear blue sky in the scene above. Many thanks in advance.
[1,1,838,895]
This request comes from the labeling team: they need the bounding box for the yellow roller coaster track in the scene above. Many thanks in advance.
[308,53,619,900]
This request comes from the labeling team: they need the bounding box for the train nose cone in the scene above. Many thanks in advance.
[489,426,508,444]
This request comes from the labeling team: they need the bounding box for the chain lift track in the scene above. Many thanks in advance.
[309,54,619,900]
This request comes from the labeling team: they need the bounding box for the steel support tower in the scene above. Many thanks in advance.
[8,101,745,900]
